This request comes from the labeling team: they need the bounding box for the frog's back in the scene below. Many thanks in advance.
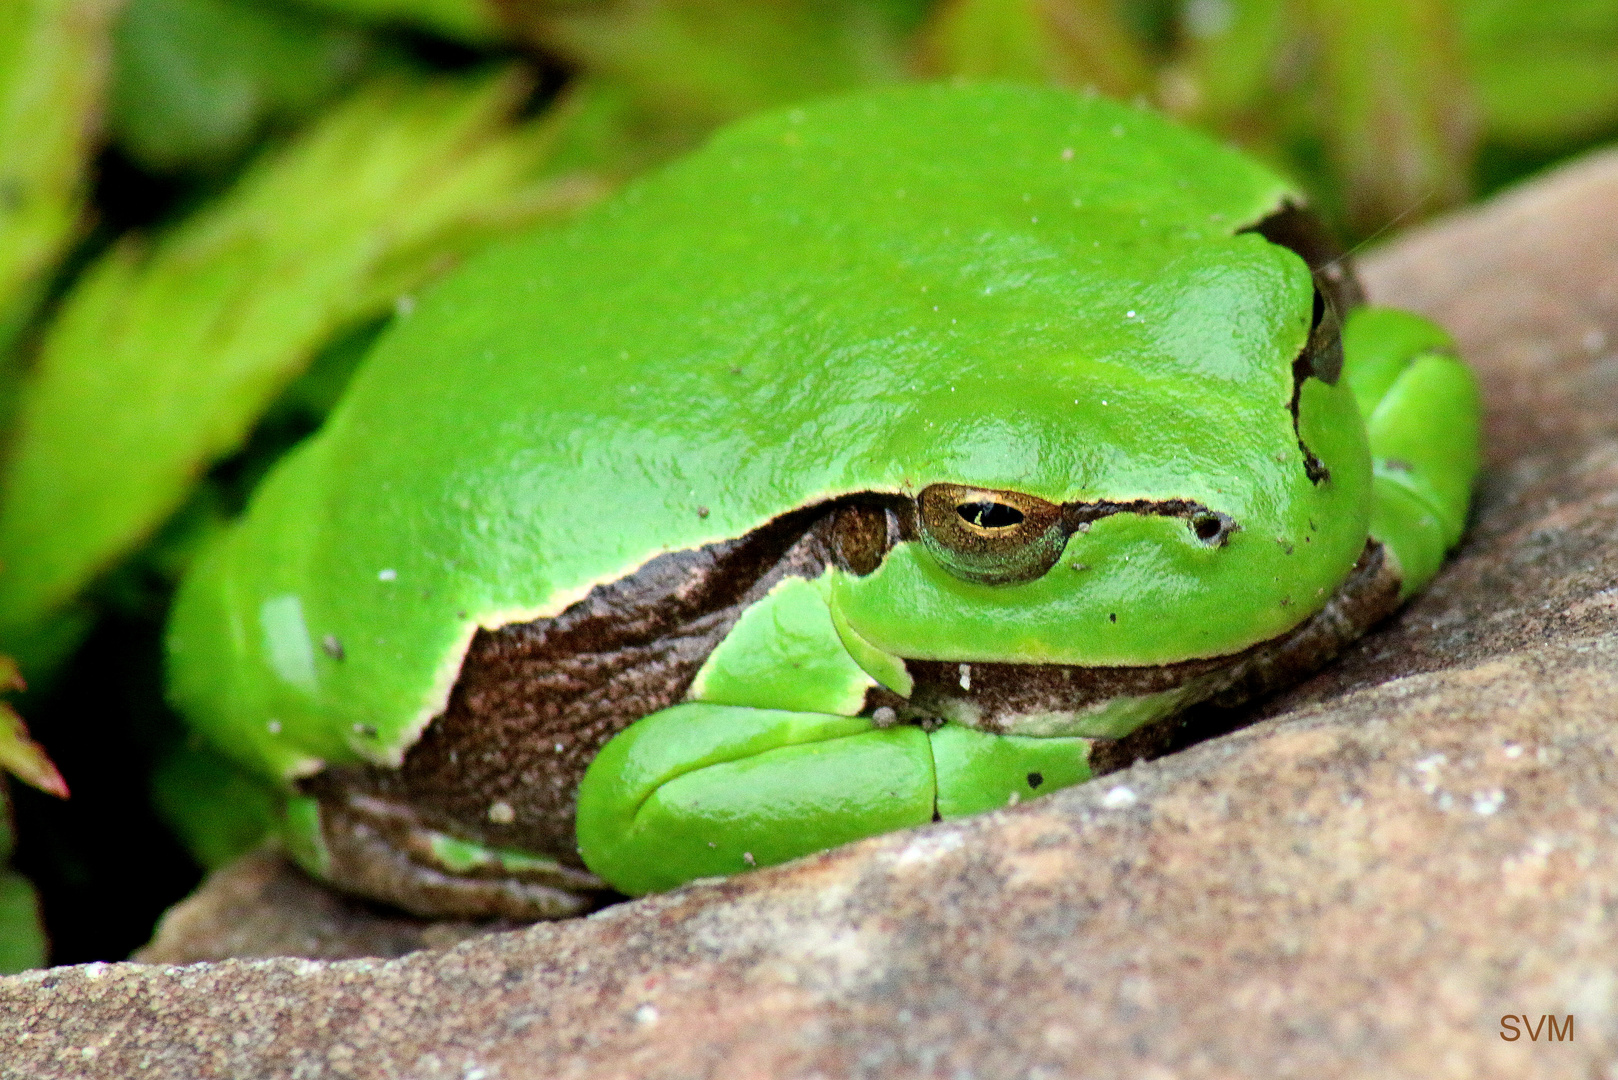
[168,83,1304,780]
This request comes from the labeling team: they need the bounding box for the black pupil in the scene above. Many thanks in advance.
[958,502,1024,529]
[1194,516,1223,541]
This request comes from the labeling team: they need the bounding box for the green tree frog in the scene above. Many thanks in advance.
[166,83,1481,917]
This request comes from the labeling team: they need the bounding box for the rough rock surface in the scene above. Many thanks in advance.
[5,150,1618,1079]
[134,848,508,964]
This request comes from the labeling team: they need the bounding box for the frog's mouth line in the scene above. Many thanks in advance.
[889,538,1399,753]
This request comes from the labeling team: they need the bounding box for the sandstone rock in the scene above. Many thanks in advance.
[134,848,509,964]
[4,149,1617,1079]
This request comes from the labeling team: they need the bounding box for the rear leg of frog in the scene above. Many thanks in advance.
[1341,307,1483,596]
[576,573,1093,896]
[281,790,604,920]
[290,511,845,917]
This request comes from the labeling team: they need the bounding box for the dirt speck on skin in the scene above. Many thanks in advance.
[8,150,1618,1079]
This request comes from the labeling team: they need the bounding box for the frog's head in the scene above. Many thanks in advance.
[828,203,1373,678]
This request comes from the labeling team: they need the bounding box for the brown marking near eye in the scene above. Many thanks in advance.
[903,541,1399,740]
[831,501,903,576]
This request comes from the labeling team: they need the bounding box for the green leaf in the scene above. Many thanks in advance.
[286,0,503,44]
[0,0,120,357]
[0,868,47,973]
[515,0,920,129]
[1461,0,1618,145]
[915,0,1156,99]
[0,774,47,972]
[1300,0,1478,236]
[150,739,277,869]
[0,656,67,797]
[1159,0,1290,125]
[0,70,611,664]
[110,0,382,173]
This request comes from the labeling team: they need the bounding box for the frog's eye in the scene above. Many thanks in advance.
[918,484,1067,586]
[956,501,1024,528]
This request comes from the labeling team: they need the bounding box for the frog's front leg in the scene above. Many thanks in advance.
[575,574,1091,895]
[1341,307,1483,596]
[575,702,936,895]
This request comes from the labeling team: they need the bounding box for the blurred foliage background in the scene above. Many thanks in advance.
[0,0,1615,970]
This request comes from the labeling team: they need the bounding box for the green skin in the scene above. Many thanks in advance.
[167,84,1481,901]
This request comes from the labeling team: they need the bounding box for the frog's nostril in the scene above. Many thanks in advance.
[957,502,1024,529]
[1190,511,1236,546]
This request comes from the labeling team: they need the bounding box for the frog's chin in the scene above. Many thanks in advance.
[897,539,1401,742]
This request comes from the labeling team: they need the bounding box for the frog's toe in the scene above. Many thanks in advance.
[1364,352,1482,595]
[930,723,1092,818]
[1370,465,1453,597]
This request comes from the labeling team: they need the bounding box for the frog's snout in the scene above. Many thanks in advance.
[916,482,1240,587]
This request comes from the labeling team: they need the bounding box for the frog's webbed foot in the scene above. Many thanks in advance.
[574,702,1093,895]
[576,572,1091,895]
[576,703,934,894]
[1341,307,1482,596]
